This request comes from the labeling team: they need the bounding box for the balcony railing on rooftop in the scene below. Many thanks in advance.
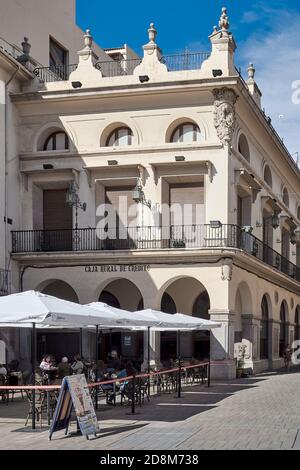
[95,52,210,78]
[0,36,23,61]
[0,36,40,73]
[161,52,210,71]
[0,269,10,296]
[33,64,78,82]
[11,225,300,283]
[32,52,210,82]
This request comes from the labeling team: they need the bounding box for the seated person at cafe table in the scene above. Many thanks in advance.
[107,361,137,404]
[107,350,121,372]
[71,354,84,375]
[0,364,7,377]
[57,356,72,379]
[40,355,57,383]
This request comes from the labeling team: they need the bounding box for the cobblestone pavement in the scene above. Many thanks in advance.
[1,368,300,450]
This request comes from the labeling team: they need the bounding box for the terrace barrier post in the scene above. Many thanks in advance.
[31,322,36,430]
[177,330,182,399]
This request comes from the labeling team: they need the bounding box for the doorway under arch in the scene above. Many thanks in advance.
[260,295,271,359]
[280,301,289,357]
[159,277,211,362]
[98,279,144,364]
[37,280,80,363]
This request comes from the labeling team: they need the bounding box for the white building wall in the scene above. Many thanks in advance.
[0,0,108,65]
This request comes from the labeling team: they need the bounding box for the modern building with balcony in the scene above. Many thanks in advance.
[1,4,300,378]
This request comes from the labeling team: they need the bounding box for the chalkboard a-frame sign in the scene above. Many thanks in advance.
[49,374,99,441]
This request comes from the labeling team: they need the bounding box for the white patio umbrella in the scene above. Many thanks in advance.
[0,291,127,327]
[87,302,160,328]
[0,291,154,429]
[88,303,221,330]
[132,309,221,376]
[134,309,221,330]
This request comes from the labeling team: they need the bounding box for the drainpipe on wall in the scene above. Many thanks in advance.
[4,64,20,276]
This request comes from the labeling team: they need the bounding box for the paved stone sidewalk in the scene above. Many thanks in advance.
[1,368,300,450]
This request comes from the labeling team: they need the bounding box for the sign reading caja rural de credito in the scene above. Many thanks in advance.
[84,264,151,273]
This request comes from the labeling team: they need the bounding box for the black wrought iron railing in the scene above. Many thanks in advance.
[11,225,300,282]
[160,52,210,71]
[33,51,211,82]
[95,52,210,78]
[95,58,142,77]
[33,64,78,82]
[0,269,10,296]
[0,36,24,61]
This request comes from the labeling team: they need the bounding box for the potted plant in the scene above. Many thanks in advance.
[236,344,247,378]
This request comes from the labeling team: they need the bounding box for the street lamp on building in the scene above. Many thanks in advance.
[66,181,87,230]
[290,229,299,246]
[256,211,280,230]
[132,178,151,209]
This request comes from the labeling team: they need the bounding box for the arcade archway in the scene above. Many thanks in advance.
[98,279,144,365]
[159,277,211,362]
[36,280,80,362]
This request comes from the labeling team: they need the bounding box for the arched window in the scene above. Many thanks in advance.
[171,122,201,143]
[295,307,299,340]
[106,127,133,147]
[43,131,69,151]
[161,292,177,314]
[260,295,269,359]
[192,291,210,320]
[282,187,289,208]
[238,134,250,162]
[263,165,272,188]
[280,301,288,357]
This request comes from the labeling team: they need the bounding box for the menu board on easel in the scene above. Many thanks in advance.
[49,374,99,440]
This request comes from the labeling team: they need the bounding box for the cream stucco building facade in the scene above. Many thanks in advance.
[0,5,300,379]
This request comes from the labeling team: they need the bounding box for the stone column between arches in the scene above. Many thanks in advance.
[209,309,236,380]
[240,314,260,371]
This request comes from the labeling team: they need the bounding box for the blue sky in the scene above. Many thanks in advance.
[77,0,300,158]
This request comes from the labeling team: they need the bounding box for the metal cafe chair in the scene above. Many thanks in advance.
[138,377,150,404]
[191,365,207,384]
[25,389,47,428]
[0,375,9,405]
[7,374,24,402]
[120,380,140,407]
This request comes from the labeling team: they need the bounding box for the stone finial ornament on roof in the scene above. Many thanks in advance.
[148,23,157,44]
[219,7,230,32]
[84,29,93,49]
[68,26,102,85]
[247,63,255,80]
[134,20,167,78]
[22,37,31,55]
[17,37,31,65]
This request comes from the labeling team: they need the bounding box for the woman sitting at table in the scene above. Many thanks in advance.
[91,360,106,381]
[40,355,57,383]
[0,364,7,377]
[71,354,84,375]
[107,361,136,404]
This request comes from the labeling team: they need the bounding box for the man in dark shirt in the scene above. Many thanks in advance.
[107,350,121,371]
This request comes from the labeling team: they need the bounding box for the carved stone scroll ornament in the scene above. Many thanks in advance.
[221,258,233,281]
[213,88,238,146]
